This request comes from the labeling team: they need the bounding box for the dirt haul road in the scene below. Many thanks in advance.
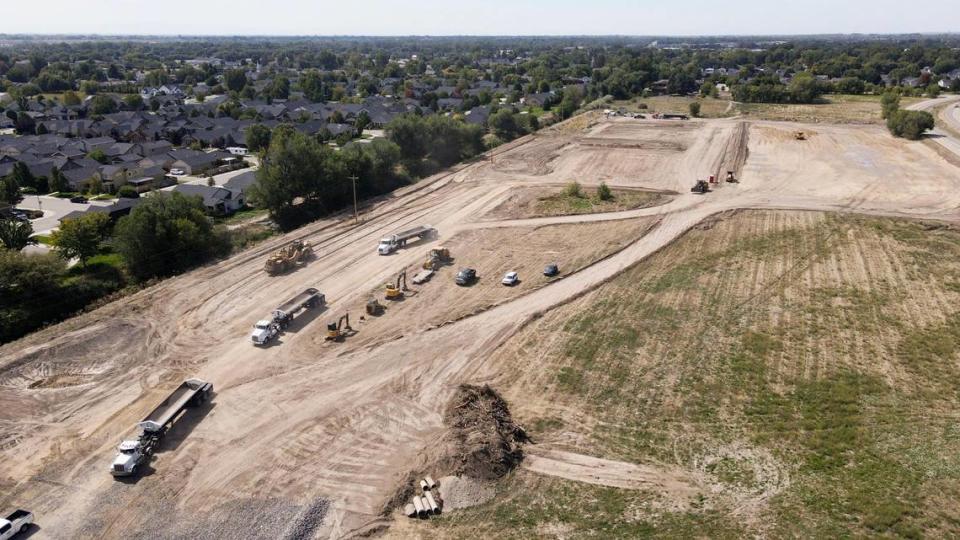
[3,104,960,539]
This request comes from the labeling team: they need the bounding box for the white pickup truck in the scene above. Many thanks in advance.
[0,510,33,539]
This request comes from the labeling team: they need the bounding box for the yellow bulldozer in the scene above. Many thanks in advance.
[385,270,407,300]
[326,313,354,341]
[264,240,313,275]
[422,247,451,271]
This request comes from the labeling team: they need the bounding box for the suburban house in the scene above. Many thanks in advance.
[169,183,245,215]
[168,149,226,175]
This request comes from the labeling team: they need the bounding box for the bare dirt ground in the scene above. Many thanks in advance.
[3,99,960,539]
[347,218,657,344]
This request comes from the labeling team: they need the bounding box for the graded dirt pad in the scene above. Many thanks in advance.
[5,105,960,539]
[418,210,960,538]
[483,184,671,220]
[344,217,656,342]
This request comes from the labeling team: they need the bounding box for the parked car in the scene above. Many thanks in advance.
[543,263,559,277]
[0,509,33,540]
[69,195,88,204]
[501,271,519,286]
[455,268,477,286]
[169,168,186,176]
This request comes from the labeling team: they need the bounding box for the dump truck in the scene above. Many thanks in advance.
[251,288,325,345]
[378,225,435,255]
[0,510,32,540]
[265,240,313,275]
[110,379,213,477]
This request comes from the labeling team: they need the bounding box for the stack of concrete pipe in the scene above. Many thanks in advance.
[404,476,442,519]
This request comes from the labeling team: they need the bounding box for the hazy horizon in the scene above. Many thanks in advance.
[5,0,960,37]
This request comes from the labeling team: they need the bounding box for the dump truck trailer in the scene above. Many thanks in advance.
[378,225,435,255]
[111,379,213,477]
[251,288,325,345]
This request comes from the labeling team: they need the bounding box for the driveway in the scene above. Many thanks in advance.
[15,195,113,235]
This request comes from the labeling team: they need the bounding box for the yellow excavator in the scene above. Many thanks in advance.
[326,313,353,341]
[385,270,407,300]
[794,131,806,141]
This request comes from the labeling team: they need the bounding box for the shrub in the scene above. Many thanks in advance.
[689,102,701,118]
[596,182,613,201]
[563,181,584,198]
[117,185,140,198]
[886,110,934,140]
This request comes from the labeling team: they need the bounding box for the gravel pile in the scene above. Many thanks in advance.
[130,496,318,540]
[436,475,495,510]
[284,498,330,540]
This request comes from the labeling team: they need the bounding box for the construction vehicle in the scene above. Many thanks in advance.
[326,313,354,341]
[264,240,313,275]
[110,379,213,477]
[251,288,325,345]
[366,298,384,316]
[795,131,806,140]
[422,247,451,270]
[385,270,407,300]
[725,170,738,183]
[378,225,436,255]
[691,180,710,194]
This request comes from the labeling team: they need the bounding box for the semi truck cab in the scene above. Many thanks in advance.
[110,440,146,476]
[378,236,398,255]
[250,320,279,345]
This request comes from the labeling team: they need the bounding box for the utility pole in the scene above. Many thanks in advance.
[348,175,359,224]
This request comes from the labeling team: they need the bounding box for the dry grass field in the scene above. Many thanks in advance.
[737,94,925,124]
[405,210,960,538]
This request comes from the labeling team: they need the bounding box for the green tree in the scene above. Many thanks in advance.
[89,94,117,115]
[245,124,272,153]
[0,218,34,251]
[49,167,69,194]
[489,108,520,140]
[123,94,144,110]
[87,148,109,164]
[689,101,702,117]
[223,69,247,92]
[886,109,934,140]
[115,192,229,280]
[10,162,36,190]
[117,185,140,198]
[558,86,583,120]
[880,91,901,119]
[249,125,348,228]
[50,212,110,267]
[386,114,429,162]
[0,175,21,205]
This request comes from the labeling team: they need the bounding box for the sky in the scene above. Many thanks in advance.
[4,0,960,36]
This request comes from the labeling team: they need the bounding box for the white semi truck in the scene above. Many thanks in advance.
[377,225,435,255]
[111,379,213,477]
[250,288,325,345]
[0,510,32,540]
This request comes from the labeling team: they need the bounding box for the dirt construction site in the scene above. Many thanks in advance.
[4,95,960,538]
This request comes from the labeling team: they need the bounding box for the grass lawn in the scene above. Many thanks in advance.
[613,96,734,118]
[736,94,924,124]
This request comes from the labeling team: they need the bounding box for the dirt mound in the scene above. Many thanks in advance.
[441,384,528,480]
